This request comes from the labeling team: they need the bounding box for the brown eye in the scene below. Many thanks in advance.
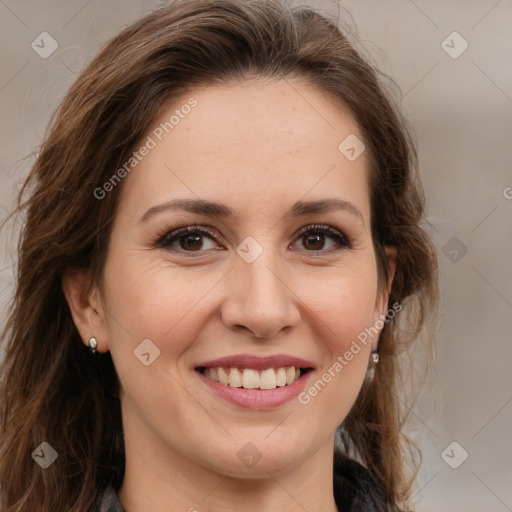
[303,233,325,251]
[178,234,204,251]
[293,225,350,253]
[157,225,219,253]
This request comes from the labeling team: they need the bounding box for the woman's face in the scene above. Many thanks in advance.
[87,79,395,477]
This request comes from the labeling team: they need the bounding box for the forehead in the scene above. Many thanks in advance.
[118,79,371,224]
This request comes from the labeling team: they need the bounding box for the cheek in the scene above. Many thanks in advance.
[301,264,378,351]
[295,262,378,411]
[297,273,376,427]
[103,242,379,356]
[102,249,219,358]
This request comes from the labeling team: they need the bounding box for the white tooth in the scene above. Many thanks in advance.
[216,366,298,388]
[242,369,260,389]
[229,367,243,387]
[203,368,211,378]
[218,367,229,385]
[276,367,287,387]
[260,368,277,389]
[286,366,295,385]
[209,367,219,382]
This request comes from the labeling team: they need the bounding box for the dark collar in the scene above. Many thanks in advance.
[332,451,392,511]
[99,485,125,512]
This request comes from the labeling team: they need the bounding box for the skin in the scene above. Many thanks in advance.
[63,78,396,512]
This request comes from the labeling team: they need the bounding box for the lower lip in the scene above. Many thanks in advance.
[196,370,313,409]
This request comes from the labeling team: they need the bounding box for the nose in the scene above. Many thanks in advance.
[220,247,301,340]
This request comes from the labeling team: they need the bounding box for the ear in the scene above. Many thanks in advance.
[371,246,397,351]
[62,269,109,353]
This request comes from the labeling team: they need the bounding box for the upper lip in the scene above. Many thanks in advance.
[195,354,315,371]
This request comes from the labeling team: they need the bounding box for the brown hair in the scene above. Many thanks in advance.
[0,1,438,510]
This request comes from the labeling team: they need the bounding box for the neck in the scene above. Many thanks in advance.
[118,418,339,512]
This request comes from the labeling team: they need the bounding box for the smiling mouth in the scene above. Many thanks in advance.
[195,366,313,390]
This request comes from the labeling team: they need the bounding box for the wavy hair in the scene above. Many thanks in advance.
[0,1,438,510]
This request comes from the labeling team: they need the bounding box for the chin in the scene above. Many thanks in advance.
[197,436,313,478]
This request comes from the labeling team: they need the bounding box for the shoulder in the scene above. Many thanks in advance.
[97,484,125,512]
[333,451,406,512]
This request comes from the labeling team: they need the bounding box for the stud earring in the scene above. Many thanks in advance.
[371,352,379,364]
[88,337,98,354]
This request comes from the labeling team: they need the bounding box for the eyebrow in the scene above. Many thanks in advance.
[139,197,364,224]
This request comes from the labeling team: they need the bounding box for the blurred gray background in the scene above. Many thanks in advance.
[0,1,511,511]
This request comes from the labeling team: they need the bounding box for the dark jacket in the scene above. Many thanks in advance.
[98,452,400,511]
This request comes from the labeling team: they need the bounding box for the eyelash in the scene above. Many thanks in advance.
[155,223,351,256]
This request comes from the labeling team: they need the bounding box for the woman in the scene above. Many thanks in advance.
[0,0,438,511]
